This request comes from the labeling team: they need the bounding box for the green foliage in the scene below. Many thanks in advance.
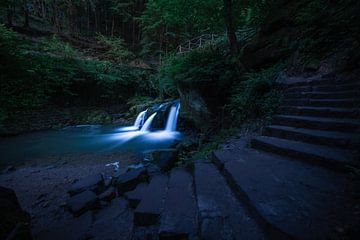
[179,128,238,161]
[154,46,239,98]
[226,64,283,125]
[0,24,153,127]
[294,0,360,56]
[96,33,134,63]
[41,35,77,59]
[139,0,274,55]
[77,110,112,124]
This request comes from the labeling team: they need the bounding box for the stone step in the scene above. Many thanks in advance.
[134,175,168,226]
[159,168,198,240]
[279,106,360,118]
[213,142,359,239]
[284,91,359,99]
[283,98,360,108]
[263,125,356,149]
[251,136,358,171]
[194,162,266,240]
[125,182,148,208]
[286,83,360,93]
[272,115,360,132]
[284,77,359,88]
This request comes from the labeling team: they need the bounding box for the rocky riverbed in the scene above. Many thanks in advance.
[0,151,144,239]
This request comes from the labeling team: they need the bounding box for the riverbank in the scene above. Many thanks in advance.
[0,105,130,136]
[0,151,142,237]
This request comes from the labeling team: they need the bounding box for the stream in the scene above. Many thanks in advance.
[0,101,182,168]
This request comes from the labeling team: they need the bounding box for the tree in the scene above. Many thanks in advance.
[223,0,238,55]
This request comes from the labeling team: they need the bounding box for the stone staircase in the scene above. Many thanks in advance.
[212,77,360,239]
[252,77,360,171]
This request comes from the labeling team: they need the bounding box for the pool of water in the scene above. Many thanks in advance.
[0,125,182,168]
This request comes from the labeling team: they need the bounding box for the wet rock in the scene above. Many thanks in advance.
[99,187,116,202]
[68,173,104,196]
[0,186,33,240]
[150,149,179,172]
[88,198,133,240]
[126,163,145,171]
[125,182,148,208]
[104,177,112,188]
[179,89,212,131]
[112,168,148,193]
[3,165,16,173]
[146,164,161,177]
[67,190,99,216]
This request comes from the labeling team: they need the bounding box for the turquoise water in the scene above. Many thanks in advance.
[0,125,181,168]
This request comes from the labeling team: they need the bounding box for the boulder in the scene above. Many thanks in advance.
[112,168,148,193]
[150,149,179,172]
[124,182,148,208]
[0,186,33,240]
[67,190,99,216]
[178,89,211,131]
[68,173,104,196]
[99,187,117,202]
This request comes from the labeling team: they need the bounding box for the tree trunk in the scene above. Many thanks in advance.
[23,0,30,28]
[7,5,13,26]
[223,0,238,55]
[111,15,115,37]
[41,0,46,18]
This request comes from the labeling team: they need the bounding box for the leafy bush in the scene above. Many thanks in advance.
[226,64,283,125]
[96,34,134,63]
[0,24,154,128]
[154,46,239,99]
[41,35,78,59]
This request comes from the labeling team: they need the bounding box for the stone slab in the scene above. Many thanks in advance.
[134,175,168,226]
[159,168,197,239]
[67,190,99,216]
[68,173,104,196]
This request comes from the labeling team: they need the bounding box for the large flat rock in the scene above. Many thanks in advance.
[87,198,133,240]
[194,162,265,240]
[159,168,197,239]
[125,182,148,208]
[68,173,104,196]
[113,168,148,193]
[67,190,99,216]
[213,141,360,239]
[134,175,168,226]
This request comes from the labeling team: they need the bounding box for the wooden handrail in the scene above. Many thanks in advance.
[177,28,256,54]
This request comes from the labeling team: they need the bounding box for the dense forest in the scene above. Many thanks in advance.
[0,0,359,134]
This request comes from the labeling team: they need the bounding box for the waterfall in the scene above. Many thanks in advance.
[165,103,180,131]
[133,110,147,128]
[140,112,157,132]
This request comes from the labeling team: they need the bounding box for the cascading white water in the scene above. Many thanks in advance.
[133,110,147,128]
[140,112,157,132]
[165,103,180,131]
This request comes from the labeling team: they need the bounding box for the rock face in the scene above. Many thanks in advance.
[0,186,33,240]
[178,89,211,131]
[68,173,104,196]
